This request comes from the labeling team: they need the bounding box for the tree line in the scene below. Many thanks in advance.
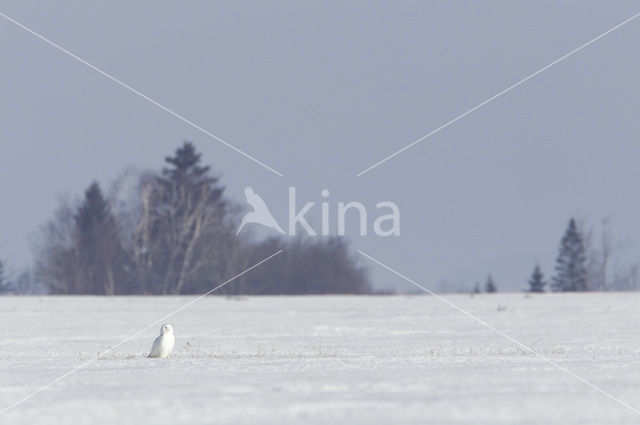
[3,142,370,295]
[473,217,640,294]
[525,217,639,293]
[2,143,638,296]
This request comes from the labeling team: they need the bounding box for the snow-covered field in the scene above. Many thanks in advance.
[1,294,640,424]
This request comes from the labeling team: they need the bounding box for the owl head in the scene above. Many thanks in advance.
[160,324,174,334]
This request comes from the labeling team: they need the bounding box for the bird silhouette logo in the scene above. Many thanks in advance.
[236,186,285,235]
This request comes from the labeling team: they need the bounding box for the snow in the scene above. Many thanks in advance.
[1,293,640,424]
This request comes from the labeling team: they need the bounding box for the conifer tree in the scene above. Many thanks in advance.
[485,274,497,293]
[552,218,588,291]
[527,264,546,293]
[74,182,127,294]
[0,260,10,294]
[143,141,232,294]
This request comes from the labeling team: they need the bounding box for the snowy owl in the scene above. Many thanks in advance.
[148,324,175,358]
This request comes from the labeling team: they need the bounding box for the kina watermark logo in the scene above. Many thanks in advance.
[237,187,400,237]
[236,187,286,235]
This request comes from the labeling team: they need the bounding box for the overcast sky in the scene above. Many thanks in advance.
[1,1,639,292]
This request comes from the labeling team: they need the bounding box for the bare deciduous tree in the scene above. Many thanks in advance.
[33,199,79,294]
[580,217,638,291]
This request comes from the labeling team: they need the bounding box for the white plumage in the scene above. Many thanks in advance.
[148,324,175,358]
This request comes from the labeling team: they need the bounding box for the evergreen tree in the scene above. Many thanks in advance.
[160,141,218,193]
[485,274,497,293]
[527,264,546,293]
[552,218,588,292]
[0,260,11,294]
[472,282,481,294]
[144,141,231,294]
[74,182,128,294]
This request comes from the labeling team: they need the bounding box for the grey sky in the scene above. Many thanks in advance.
[1,1,639,291]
